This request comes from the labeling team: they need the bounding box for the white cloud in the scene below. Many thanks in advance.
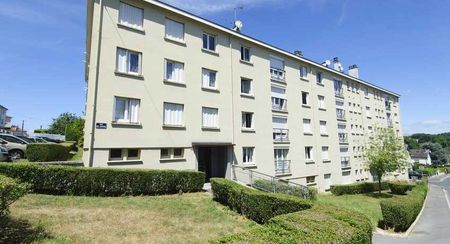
[404,120,450,135]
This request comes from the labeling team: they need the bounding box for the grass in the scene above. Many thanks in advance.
[317,192,393,227]
[4,193,255,243]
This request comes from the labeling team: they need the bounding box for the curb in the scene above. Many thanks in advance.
[374,181,430,238]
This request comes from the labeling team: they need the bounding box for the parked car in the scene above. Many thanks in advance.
[0,134,29,145]
[0,138,27,160]
[16,136,35,143]
[0,145,9,162]
[35,137,56,144]
[38,137,62,143]
[408,170,423,180]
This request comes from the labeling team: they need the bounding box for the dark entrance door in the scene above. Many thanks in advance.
[196,146,230,182]
[198,147,212,181]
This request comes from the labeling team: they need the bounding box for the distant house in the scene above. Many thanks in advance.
[410,149,432,165]
[0,105,7,129]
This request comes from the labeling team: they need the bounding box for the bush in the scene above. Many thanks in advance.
[0,175,28,217]
[215,205,372,244]
[26,143,72,162]
[0,163,205,196]
[211,178,312,223]
[388,181,414,195]
[252,178,317,200]
[380,180,428,232]
[330,182,389,196]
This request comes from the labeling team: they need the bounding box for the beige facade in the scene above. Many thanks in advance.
[84,0,404,192]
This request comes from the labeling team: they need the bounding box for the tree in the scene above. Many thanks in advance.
[421,142,449,165]
[404,136,420,150]
[364,128,409,195]
[65,118,85,146]
[48,113,80,135]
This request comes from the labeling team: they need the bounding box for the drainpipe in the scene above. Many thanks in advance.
[88,0,104,167]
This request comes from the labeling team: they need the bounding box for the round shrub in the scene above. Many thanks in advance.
[0,175,28,217]
[388,181,413,195]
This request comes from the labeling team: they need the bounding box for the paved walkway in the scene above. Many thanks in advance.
[373,175,450,244]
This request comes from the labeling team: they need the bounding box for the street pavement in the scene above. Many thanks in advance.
[373,175,450,244]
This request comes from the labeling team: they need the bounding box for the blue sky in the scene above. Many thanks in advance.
[0,0,449,135]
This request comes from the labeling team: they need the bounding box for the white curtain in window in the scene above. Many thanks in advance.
[166,61,184,82]
[318,96,325,108]
[202,69,216,88]
[322,147,329,160]
[119,3,143,29]
[129,99,140,123]
[300,66,308,78]
[270,57,284,70]
[164,103,183,126]
[243,147,254,163]
[271,86,286,98]
[202,107,218,128]
[320,121,327,134]
[114,98,127,121]
[166,19,184,41]
[303,119,311,133]
[116,48,128,73]
[273,117,287,129]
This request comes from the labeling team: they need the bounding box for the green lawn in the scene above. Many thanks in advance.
[2,193,255,243]
[317,192,393,227]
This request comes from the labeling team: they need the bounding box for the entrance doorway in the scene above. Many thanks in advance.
[195,145,232,182]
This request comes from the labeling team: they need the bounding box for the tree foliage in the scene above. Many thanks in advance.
[421,142,449,165]
[48,113,80,135]
[404,133,450,165]
[364,128,409,194]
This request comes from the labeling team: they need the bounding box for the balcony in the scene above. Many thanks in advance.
[387,119,394,128]
[270,67,285,81]
[273,128,289,142]
[341,157,351,169]
[336,109,346,120]
[272,99,288,112]
[334,88,344,97]
[338,133,348,144]
[275,160,291,175]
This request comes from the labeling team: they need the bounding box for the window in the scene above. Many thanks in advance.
[270,57,285,80]
[202,33,216,51]
[301,92,309,106]
[243,147,255,165]
[305,146,313,161]
[116,48,141,75]
[160,148,185,160]
[319,121,327,135]
[202,107,219,128]
[165,19,184,42]
[322,147,329,160]
[119,2,144,30]
[364,87,369,97]
[114,97,140,123]
[242,112,254,129]
[303,119,312,134]
[306,176,315,184]
[165,60,184,83]
[316,72,323,84]
[300,66,308,79]
[241,78,252,95]
[366,106,371,117]
[202,68,217,89]
[109,149,141,161]
[271,86,287,111]
[241,46,250,62]
[274,149,289,173]
[118,2,143,30]
[163,103,184,126]
[318,95,325,109]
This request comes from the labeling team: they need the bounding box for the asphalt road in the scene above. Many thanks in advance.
[373,175,450,244]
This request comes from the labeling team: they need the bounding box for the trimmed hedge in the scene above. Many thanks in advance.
[0,175,28,217]
[215,205,372,244]
[330,182,389,196]
[380,180,428,232]
[211,178,312,224]
[388,181,414,195]
[252,178,317,200]
[0,163,205,196]
[26,143,72,162]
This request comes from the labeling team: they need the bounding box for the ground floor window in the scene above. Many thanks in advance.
[242,147,255,165]
[160,148,185,160]
[109,149,141,161]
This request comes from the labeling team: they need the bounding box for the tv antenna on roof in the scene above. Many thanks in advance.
[233,6,244,32]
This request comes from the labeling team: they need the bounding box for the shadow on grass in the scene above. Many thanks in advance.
[0,216,52,244]
[363,192,394,199]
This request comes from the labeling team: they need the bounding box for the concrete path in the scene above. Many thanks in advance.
[373,175,450,244]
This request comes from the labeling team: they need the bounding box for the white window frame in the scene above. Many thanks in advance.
[160,148,185,160]
[116,48,142,75]
[164,59,184,83]
[165,18,185,42]
[303,119,312,134]
[243,147,255,165]
[241,46,251,62]
[113,97,140,124]
[300,66,308,79]
[242,112,254,130]
[240,78,253,95]
[163,102,184,127]
[202,107,219,129]
[321,146,329,161]
[301,91,309,106]
[319,121,327,135]
[109,148,141,161]
[366,106,371,118]
[202,68,218,90]
[318,95,325,109]
[118,2,144,30]
[202,32,217,51]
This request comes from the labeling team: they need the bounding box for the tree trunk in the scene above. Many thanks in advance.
[378,177,382,195]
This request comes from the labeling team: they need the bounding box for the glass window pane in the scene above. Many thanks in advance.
[115,98,126,121]
[129,52,139,73]
[110,149,122,160]
[202,34,208,49]
[161,148,170,158]
[209,35,215,50]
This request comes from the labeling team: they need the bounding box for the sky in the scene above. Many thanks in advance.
[0,0,449,135]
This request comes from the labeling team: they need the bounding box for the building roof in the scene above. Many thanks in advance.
[410,149,429,159]
[143,0,400,97]
[0,105,7,110]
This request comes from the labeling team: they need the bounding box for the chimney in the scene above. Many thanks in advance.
[333,57,344,72]
[293,50,303,57]
[348,64,359,78]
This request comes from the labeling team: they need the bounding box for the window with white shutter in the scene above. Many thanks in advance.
[322,146,329,160]
[114,97,140,124]
[116,48,141,75]
[202,68,217,89]
[165,19,184,42]
[119,2,143,30]
[165,60,184,83]
[318,95,325,109]
[202,107,219,128]
[303,119,311,134]
[163,103,184,126]
[320,121,327,135]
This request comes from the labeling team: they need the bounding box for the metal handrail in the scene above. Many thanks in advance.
[335,88,344,97]
[336,109,346,120]
[272,99,288,111]
[338,133,348,144]
[341,157,350,168]
[273,128,289,142]
[270,67,285,81]
[274,159,291,175]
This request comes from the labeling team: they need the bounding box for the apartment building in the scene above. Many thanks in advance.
[84,0,404,192]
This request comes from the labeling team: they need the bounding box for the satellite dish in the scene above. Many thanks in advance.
[233,20,243,32]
